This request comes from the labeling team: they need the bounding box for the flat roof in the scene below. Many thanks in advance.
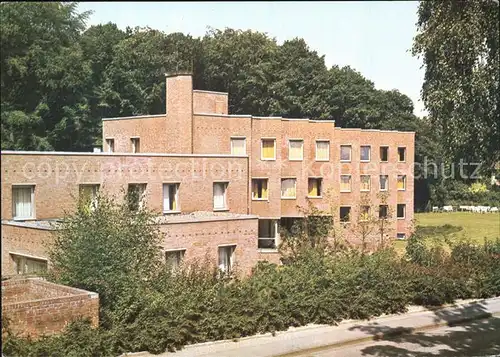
[2,219,60,230]
[154,211,258,224]
[0,150,248,159]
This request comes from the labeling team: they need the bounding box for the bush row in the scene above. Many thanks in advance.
[3,238,499,357]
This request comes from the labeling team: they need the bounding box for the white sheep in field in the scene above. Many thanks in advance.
[443,205,454,212]
[432,206,440,213]
[490,207,499,213]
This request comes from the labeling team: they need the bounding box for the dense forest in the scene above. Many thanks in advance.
[1,2,498,210]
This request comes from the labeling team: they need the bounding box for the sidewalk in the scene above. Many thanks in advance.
[123,296,500,357]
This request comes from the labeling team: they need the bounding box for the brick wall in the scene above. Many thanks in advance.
[193,90,229,115]
[2,278,99,338]
[1,152,249,220]
[1,224,54,276]
[160,216,275,275]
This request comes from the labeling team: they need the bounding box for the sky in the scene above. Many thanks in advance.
[78,1,427,117]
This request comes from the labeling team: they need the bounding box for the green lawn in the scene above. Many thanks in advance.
[394,212,500,252]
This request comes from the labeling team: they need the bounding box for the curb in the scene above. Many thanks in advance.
[274,310,499,357]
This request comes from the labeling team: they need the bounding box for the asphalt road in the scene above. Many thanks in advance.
[293,316,500,357]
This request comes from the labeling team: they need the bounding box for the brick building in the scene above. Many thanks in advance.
[1,73,414,276]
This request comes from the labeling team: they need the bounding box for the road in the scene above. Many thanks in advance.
[291,316,500,357]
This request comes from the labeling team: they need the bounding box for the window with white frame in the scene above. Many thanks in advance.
[163,183,180,212]
[380,175,389,191]
[379,205,389,219]
[288,140,304,161]
[258,219,278,249]
[380,146,389,162]
[11,254,47,275]
[281,178,297,199]
[106,138,115,153]
[340,206,351,223]
[340,175,352,192]
[218,245,235,273]
[397,175,406,191]
[165,249,185,271]
[79,184,99,211]
[360,146,371,161]
[315,140,330,161]
[398,147,406,162]
[308,178,322,197]
[397,233,406,240]
[213,182,228,210]
[231,137,246,155]
[252,178,268,200]
[397,204,406,219]
[340,145,352,161]
[261,138,276,160]
[360,175,371,191]
[131,137,140,153]
[127,183,146,211]
[12,185,35,220]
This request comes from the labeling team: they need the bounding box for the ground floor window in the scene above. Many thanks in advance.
[397,233,406,240]
[218,245,236,273]
[258,219,279,249]
[11,254,47,275]
[165,249,185,271]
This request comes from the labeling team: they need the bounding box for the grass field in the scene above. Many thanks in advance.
[394,212,500,251]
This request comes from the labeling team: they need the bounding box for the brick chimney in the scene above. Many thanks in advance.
[165,73,193,153]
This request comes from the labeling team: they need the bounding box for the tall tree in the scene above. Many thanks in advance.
[1,2,92,150]
[412,0,500,174]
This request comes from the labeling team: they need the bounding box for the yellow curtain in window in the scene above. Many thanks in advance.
[252,180,258,199]
[308,179,318,196]
[361,176,370,191]
[397,176,405,190]
[261,180,268,199]
[340,176,351,191]
[262,140,275,159]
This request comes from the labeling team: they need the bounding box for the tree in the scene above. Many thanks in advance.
[1,2,93,151]
[48,192,163,309]
[412,0,500,174]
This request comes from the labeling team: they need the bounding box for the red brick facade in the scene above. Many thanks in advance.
[0,72,414,277]
[1,278,99,338]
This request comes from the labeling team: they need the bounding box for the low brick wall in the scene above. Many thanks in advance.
[1,277,99,338]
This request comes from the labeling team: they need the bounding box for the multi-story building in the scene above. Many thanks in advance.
[1,73,414,277]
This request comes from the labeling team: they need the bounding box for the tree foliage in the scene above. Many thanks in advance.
[412,0,500,172]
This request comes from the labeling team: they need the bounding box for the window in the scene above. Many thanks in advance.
[315,141,330,161]
[106,138,114,153]
[165,249,185,271]
[360,146,371,162]
[258,219,278,249]
[12,186,35,220]
[218,245,235,273]
[288,140,304,161]
[397,175,406,191]
[360,206,371,221]
[340,207,351,222]
[397,204,406,219]
[261,139,276,160]
[398,147,406,162]
[281,178,297,199]
[380,146,389,162]
[163,183,180,212]
[131,137,140,153]
[213,182,228,210]
[340,175,352,192]
[397,233,406,240]
[360,175,371,191]
[340,145,352,161]
[308,178,322,197]
[252,179,268,200]
[12,254,47,275]
[380,175,389,191]
[379,205,389,219]
[127,184,146,211]
[231,137,246,155]
[79,185,99,211]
